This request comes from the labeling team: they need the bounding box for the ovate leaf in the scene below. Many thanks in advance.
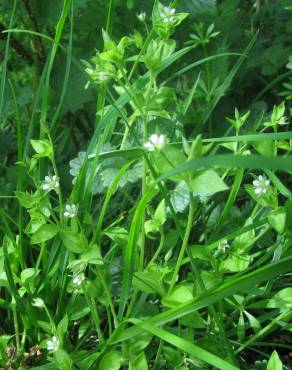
[30,224,58,244]
[266,350,282,370]
[190,169,228,196]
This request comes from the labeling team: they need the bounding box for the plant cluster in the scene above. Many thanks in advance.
[0,1,292,369]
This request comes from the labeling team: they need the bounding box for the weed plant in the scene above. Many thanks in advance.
[0,0,292,369]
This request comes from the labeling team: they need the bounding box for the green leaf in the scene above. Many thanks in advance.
[145,200,166,234]
[133,265,168,296]
[267,288,292,309]
[99,351,126,370]
[104,227,128,248]
[30,139,53,158]
[81,244,103,265]
[170,181,190,213]
[268,207,286,234]
[57,314,69,339]
[129,319,239,370]
[20,268,39,285]
[15,191,38,208]
[189,169,228,195]
[223,253,251,272]
[162,284,193,308]
[285,199,292,230]
[30,224,58,244]
[61,230,87,253]
[54,349,73,370]
[129,352,148,370]
[266,350,282,370]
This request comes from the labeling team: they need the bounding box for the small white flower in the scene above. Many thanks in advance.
[47,336,59,353]
[32,298,45,308]
[215,240,230,257]
[160,6,176,23]
[64,204,78,218]
[137,11,146,22]
[42,175,59,192]
[72,274,85,287]
[253,175,270,195]
[97,71,111,81]
[144,134,165,152]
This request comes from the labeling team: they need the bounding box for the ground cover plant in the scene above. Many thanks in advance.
[0,0,292,369]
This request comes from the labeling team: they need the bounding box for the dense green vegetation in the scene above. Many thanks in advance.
[0,0,292,369]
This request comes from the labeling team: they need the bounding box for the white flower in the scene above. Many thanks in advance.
[32,298,45,308]
[46,336,59,353]
[215,240,230,257]
[137,11,146,22]
[64,204,78,218]
[72,274,85,287]
[160,6,176,23]
[144,134,165,152]
[253,175,270,195]
[96,71,111,81]
[42,175,59,192]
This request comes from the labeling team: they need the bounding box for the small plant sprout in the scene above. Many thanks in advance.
[64,204,78,218]
[72,273,85,287]
[137,11,146,22]
[42,175,59,192]
[160,5,176,23]
[144,134,165,152]
[253,175,270,196]
[46,336,59,353]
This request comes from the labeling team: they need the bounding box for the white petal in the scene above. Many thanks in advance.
[150,134,158,144]
[158,135,165,146]
[45,176,50,182]
[42,184,50,190]
[144,143,154,151]
[258,175,263,181]
[170,8,175,14]
[255,188,262,194]
[253,180,260,186]
[64,211,70,217]
[265,180,270,186]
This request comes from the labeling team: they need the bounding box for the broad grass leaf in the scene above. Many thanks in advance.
[30,224,58,244]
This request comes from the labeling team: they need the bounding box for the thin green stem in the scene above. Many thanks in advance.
[168,193,194,294]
